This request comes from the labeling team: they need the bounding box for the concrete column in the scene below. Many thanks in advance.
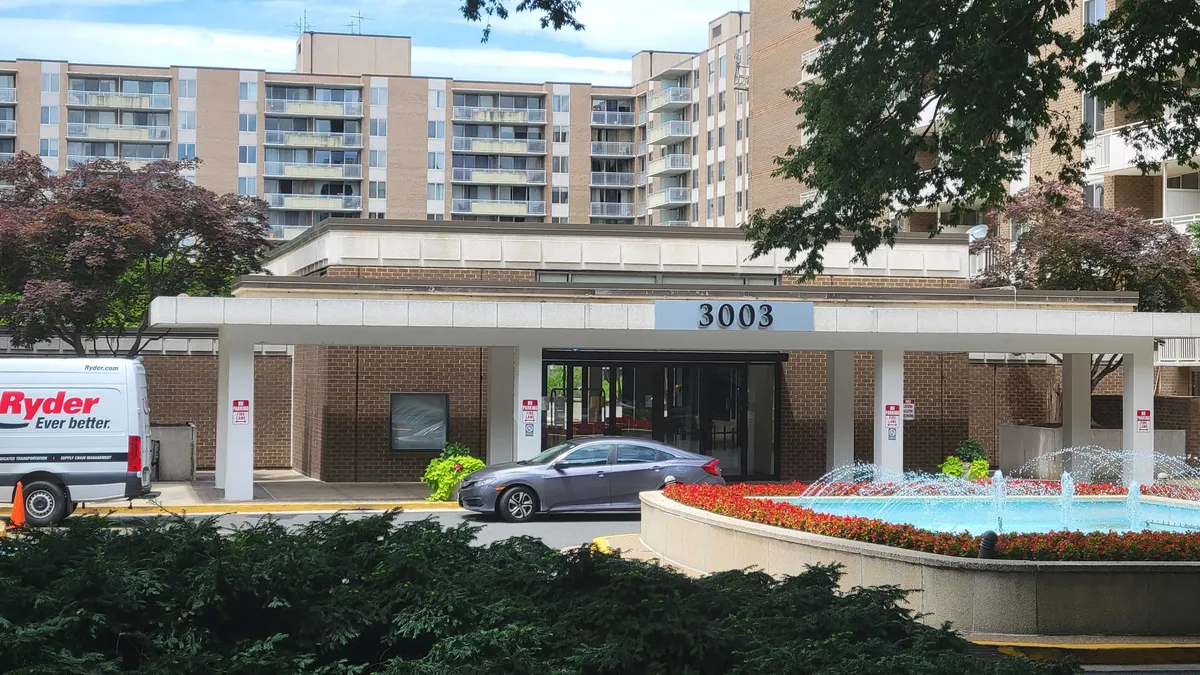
[1062,353,1093,449]
[487,347,516,465]
[218,330,256,501]
[872,349,904,477]
[512,344,543,462]
[826,351,855,472]
[1122,347,1155,486]
[214,337,230,490]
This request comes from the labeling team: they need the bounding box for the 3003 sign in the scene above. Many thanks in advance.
[698,303,773,329]
[654,300,814,332]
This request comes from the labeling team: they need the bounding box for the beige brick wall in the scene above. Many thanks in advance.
[1029,3,1085,183]
[568,84,593,223]
[195,68,241,194]
[386,76,432,219]
[1105,174,1162,218]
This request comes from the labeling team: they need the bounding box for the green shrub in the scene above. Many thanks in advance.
[938,455,966,478]
[954,438,988,464]
[422,444,485,501]
[967,458,990,480]
[0,515,1077,674]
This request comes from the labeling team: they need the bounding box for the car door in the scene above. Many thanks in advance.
[608,443,668,507]
[540,443,612,510]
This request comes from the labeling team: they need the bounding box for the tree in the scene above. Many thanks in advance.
[460,0,584,42]
[747,0,1200,279]
[0,152,269,357]
[974,182,1200,389]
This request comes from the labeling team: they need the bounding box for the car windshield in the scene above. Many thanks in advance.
[523,441,578,465]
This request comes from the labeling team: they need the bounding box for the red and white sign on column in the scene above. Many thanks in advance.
[902,398,916,421]
[522,399,539,437]
[1137,409,1152,434]
[884,404,901,428]
[232,399,250,426]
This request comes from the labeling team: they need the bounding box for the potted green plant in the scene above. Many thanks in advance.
[938,439,990,480]
[421,442,485,501]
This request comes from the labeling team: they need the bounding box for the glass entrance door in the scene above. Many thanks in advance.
[698,365,745,475]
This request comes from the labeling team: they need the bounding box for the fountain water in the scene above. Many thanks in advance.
[1060,471,1076,530]
[1128,481,1144,531]
[990,470,1006,532]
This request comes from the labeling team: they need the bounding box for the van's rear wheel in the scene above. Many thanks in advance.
[22,481,68,527]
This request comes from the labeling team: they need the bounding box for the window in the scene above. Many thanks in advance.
[736,120,743,140]
[178,79,196,98]
[691,202,699,221]
[427,120,444,138]
[41,73,59,93]
[616,444,658,464]
[718,127,726,147]
[719,92,726,112]
[553,155,569,173]
[425,151,442,169]
[745,119,749,138]
[426,213,445,220]
[691,169,698,187]
[238,82,256,101]
[737,156,743,176]
[432,89,446,108]
[177,143,196,160]
[427,183,444,200]
[718,195,725,215]
[707,96,713,115]
[707,130,713,150]
[718,161,725,180]
[369,181,386,198]
[553,94,570,112]
[370,87,387,105]
[369,211,386,219]
[370,118,387,136]
[711,24,722,38]
[707,61,715,83]
[719,57,726,78]
[561,445,609,467]
[178,110,196,130]
[552,186,569,204]
[1084,183,1104,208]
[238,113,256,132]
[1084,0,1106,26]
[707,164,713,183]
[553,125,569,143]
[706,198,713,218]
[1083,93,1106,133]
[737,191,743,212]
[237,177,256,196]
[238,145,256,164]
[39,106,58,125]
[39,138,58,157]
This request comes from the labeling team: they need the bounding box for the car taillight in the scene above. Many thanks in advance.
[127,436,142,472]
[702,459,721,476]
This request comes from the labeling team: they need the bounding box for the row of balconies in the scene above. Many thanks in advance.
[67,90,171,110]
[66,123,170,142]
[452,106,547,125]
[264,193,362,210]
[265,130,364,148]
[450,198,546,216]
[263,162,362,179]
[265,99,362,117]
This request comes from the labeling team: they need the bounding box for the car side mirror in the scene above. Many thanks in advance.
[553,460,570,470]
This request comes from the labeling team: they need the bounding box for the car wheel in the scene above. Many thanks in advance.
[21,480,69,527]
[499,486,538,523]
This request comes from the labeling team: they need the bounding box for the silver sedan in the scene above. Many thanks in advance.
[455,437,726,522]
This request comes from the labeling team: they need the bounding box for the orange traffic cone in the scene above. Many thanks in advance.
[9,481,25,529]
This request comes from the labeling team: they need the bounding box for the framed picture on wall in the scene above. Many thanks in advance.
[389,392,449,451]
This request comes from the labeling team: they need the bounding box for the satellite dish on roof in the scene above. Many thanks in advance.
[966,224,990,242]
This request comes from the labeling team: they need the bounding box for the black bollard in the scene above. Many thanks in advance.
[978,531,998,559]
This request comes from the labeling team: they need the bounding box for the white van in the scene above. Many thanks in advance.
[0,358,154,526]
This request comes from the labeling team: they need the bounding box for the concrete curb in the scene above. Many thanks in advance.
[969,639,1200,665]
[0,501,462,518]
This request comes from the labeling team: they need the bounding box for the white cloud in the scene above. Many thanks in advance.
[412,46,629,86]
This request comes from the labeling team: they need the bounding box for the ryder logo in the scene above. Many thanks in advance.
[0,391,105,430]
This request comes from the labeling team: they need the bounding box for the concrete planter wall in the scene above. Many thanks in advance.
[641,491,1200,635]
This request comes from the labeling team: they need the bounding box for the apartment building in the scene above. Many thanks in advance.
[0,13,751,239]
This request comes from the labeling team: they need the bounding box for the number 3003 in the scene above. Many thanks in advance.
[698,303,773,329]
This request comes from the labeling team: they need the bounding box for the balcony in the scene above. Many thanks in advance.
[263,162,362,179]
[0,152,13,164]
[452,136,546,154]
[647,87,692,112]
[0,119,13,136]
[591,111,635,127]
[451,167,546,185]
[648,153,690,176]
[657,220,690,227]
[590,141,635,157]
[637,171,649,186]
[647,187,690,209]
[450,198,546,216]
[648,120,692,145]
[67,123,170,142]
[264,130,363,148]
[590,202,634,218]
[639,111,648,126]
[451,106,547,125]
[590,171,635,187]
[66,90,171,110]
[67,155,163,170]
[264,193,362,210]
[0,87,14,104]
[1084,124,1168,176]
[265,99,363,117]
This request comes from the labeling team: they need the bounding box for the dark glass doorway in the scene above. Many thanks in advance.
[543,351,780,480]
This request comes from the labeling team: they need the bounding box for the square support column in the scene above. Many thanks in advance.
[826,351,855,472]
[1062,353,1093,449]
[487,347,516,465]
[873,349,904,477]
[217,329,256,501]
[1122,347,1155,486]
[512,344,543,462]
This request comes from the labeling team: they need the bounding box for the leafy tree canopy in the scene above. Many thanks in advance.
[747,0,1200,279]
[460,0,584,42]
[0,152,270,356]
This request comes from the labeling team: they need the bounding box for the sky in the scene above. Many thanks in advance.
[0,0,744,85]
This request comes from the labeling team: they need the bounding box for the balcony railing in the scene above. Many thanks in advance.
[450,198,546,216]
[264,130,363,148]
[657,219,690,227]
[590,171,635,187]
[0,119,14,135]
[637,171,648,186]
[1158,338,1200,365]
[263,162,362,179]
[67,90,171,109]
[0,87,14,104]
[590,202,634,217]
[648,120,692,145]
[648,186,691,209]
[648,153,690,176]
[67,155,163,169]
[0,152,14,165]
[264,193,362,210]
[639,111,648,126]
[451,167,546,185]
[67,123,170,141]
[265,99,363,117]
[648,87,692,112]
[590,141,635,157]
[451,106,547,124]
[452,136,546,154]
[591,111,635,126]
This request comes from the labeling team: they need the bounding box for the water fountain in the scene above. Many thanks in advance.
[990,469,1006,532]
[1060,471,1075,530]
[1128,481,1145,531]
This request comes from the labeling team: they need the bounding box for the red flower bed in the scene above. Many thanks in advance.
[664,482,1200,561]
